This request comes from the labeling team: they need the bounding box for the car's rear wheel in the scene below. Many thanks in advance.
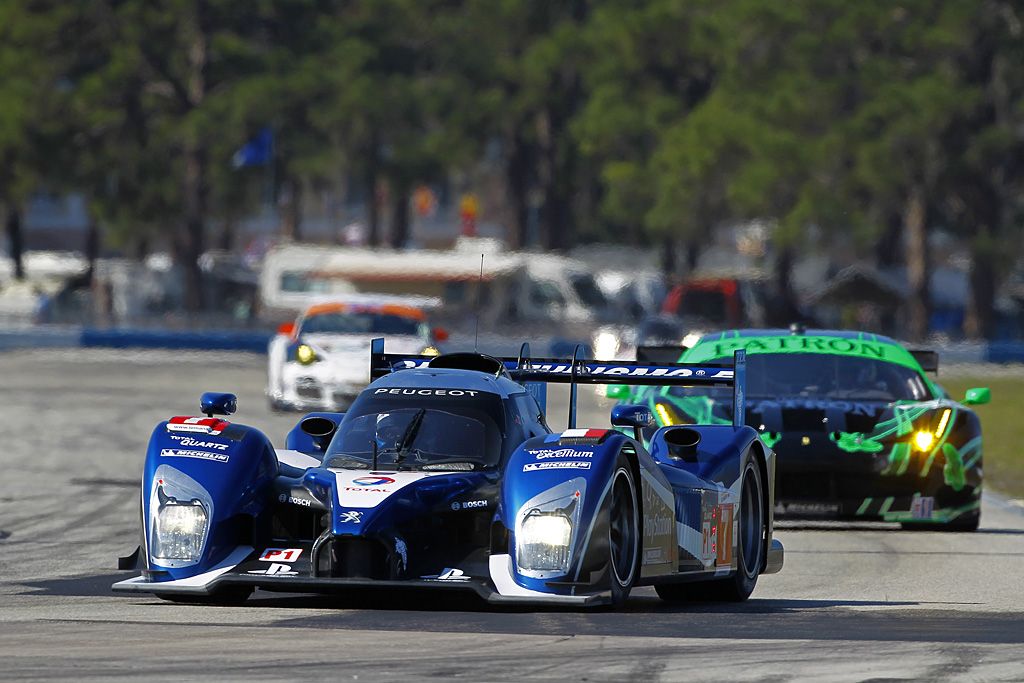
[656,458,765,603]
[608,456,639,609]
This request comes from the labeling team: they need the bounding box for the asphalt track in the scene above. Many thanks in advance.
[2,348,1024,682]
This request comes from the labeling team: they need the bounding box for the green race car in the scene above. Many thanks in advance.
[610,328,989,531]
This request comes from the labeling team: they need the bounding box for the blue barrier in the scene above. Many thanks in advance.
[79,327,274,353]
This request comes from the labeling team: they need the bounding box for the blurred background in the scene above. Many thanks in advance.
[1,0,1023,359]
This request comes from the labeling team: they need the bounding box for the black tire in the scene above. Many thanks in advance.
[901,509,980,532]
[155,586,253,605]
[656,458,765,603]
[607,457,640,609]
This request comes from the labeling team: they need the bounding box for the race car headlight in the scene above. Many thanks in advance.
[295,344,317,365]
[420,346,440,356]
[913,409,951,451]
[518,511,572,572]
[151,499,208,561]
[913,431,934,451]
[654,401,690,426]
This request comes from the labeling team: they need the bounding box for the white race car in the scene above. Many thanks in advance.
[267,300,446,411]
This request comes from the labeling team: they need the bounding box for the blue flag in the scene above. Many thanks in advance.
[232,127,274,168]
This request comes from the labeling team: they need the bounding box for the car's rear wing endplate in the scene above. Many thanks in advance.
[370,338,747,429]
[909,349,939,374]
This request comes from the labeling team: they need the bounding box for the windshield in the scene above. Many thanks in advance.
[699,352,932,401]
[300,311,428,337]
[325,390,505,470]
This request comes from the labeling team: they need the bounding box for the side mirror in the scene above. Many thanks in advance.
[200,392,237,417]
[611,404,655,441]
[963,387,990,406]
[433,326,449,342]
[278,321,296,336]
[606,384,629,399]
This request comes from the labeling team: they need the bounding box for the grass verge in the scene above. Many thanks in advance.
[941,371,1024,499]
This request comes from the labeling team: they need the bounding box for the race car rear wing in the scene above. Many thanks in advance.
[369,338,747,429]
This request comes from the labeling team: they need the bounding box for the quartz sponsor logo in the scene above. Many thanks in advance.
[168,435,229,450]
[160,448,229,463]
[523,461,592,472]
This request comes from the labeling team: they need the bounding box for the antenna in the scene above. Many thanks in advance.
[474,253,484,352]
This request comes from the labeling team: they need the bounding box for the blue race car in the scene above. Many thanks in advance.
[114,339,783,607]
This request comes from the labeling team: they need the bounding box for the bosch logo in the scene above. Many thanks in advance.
[352,476,396,486]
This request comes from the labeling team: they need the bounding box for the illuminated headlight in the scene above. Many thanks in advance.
[593,332,620,360]
[681,332,703,348]
[517,511,572,572]
[420,346,440,356]
[913,431,934,451]
[295,344,317,365]
[151,499,208,561]
[654,401,689,426]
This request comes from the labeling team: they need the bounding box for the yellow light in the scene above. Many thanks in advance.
[934,409,951,436]
[296,344,317,365]
[914,431,934,451]
[421,346,440,357]
[654,401,692,427]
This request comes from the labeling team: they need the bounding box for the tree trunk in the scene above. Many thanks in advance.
[5,206,25,280]
[180,1,209,313]
[389,182,411,249]
[904,186,930,342]
[964,226,996,340]
[280,175,303,242]
[504,129,530,250]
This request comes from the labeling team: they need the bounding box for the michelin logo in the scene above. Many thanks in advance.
[523,461,592,472]
[160,449,229,463]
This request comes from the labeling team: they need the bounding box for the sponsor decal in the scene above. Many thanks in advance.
[352,476,396,486]
[278,493,312,507]
[527,448,593,460]
[523,461,592,472]
[711,336,888,360]
[716,504,734,567]
[166,416,229,435]
[528,363,733,379]
[451,500,487,510]
[160,448,229,463]
[247,563,297,576]
[338,510,363,523]
[395,538,408,571]
[260,548,302,562]
[644,513,673,539]
[421,567,469,581]
[373,388,479,397]
[168,435,229,450]
[911,495,934,520]
[752,398,878,415]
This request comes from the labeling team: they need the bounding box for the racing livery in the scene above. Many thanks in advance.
[611,328,989,531]
[267,299,447,412]
[114,340,783,607]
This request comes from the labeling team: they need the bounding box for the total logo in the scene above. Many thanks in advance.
[352,476,396,487]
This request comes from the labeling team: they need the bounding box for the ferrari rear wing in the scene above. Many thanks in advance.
[369,338,747,429]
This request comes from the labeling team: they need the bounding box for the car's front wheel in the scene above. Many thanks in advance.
[607,455,640,609]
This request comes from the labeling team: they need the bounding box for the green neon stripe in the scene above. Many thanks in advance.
[856,498,872,515]
[879,497,895,514]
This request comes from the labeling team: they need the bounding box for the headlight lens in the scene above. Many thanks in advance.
[420,346,440,356]
[296,344,317,365]
[152,499,208,561]
[913,431,934,451]
[518,511,572,572]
